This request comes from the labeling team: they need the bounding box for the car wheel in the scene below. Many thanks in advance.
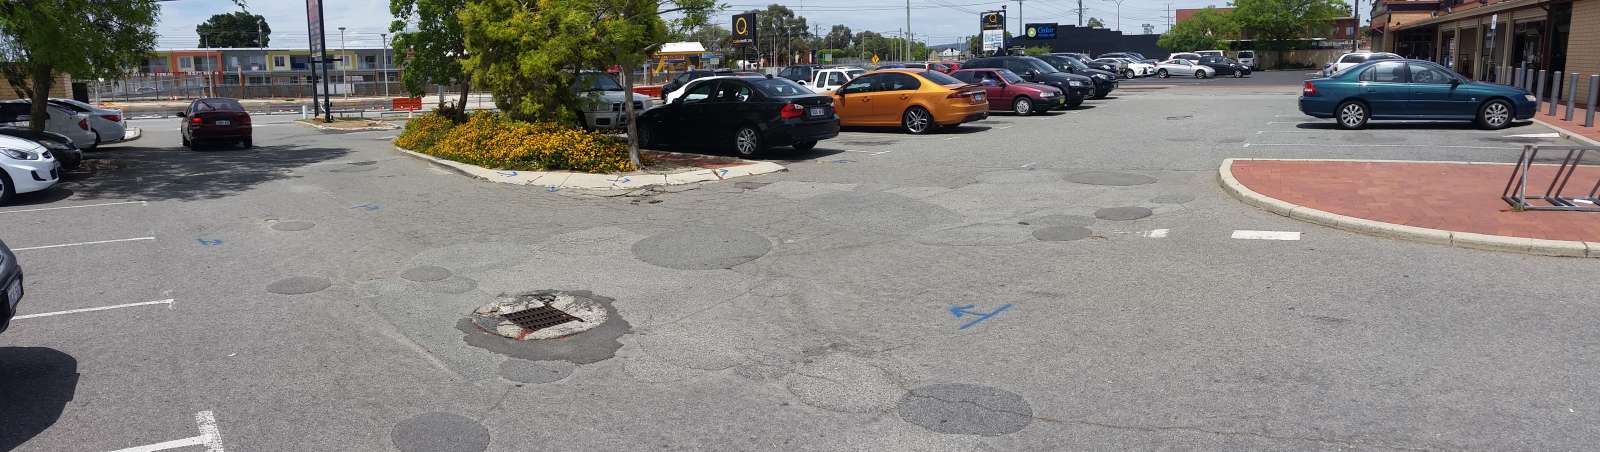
[733,126,765,157]
[1195,70,1208,79]
[92,130,101,148]
[793,140,817,152]
[902,106,933,134]
[1336,101,1370,130]
[0,170,14,205]
[181,134,190,147]
[1012,97,1033,115]
[1156,69,1169,78]
[241,137,253,149]
[1122,69,1135,79]
[1066,97,1084,108]
[636,123,656,148]
[1477,99,1513,130]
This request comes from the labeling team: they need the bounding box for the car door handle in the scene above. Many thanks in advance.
[899,94,909,100]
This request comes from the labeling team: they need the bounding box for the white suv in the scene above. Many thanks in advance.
[1325,52,1402,77]
[804,67,865,94]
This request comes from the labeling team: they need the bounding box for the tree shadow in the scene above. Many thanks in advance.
[57,143,351,202]
[3,188,75,207]
[0,347,79,451]
[1295,121,1494,130]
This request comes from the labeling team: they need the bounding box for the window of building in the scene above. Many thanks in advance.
[274,56,287,67]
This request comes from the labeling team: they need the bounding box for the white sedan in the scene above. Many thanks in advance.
[1154,59,1214,79]
[50,98,132,146]
[0,101,95,149]
[1102,58,1155,77]
[0,132,60,204]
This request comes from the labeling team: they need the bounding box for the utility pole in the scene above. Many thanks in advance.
[338,26,348,98]
[1105,0,1126,31]
[1351,0,1361,51]
[256,21,263,48]
[1015,0,1024,38]
[1078,0,1085,26]
[906,0,911,63]
[381,33,390,98]
[1165,4,1173,32]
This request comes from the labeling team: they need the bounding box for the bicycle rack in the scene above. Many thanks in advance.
[1503,144,1600,212]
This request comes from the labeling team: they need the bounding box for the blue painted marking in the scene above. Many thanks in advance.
[951,304,1012,330]
[196,239,224,246]
[546,186,560,192]
[718,168,729,176]
[351,203,381,212]
[832,159,854,164]
[497,171,519,177]
[611,176,631,184]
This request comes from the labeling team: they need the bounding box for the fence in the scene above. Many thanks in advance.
[86,74,415,103]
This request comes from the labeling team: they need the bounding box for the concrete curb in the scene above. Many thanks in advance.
[1531,117,1600,147]
[392,146,785,191]
[1218,158,1599,258]
[297,120,400,132]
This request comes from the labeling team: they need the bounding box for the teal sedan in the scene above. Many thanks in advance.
[1299,59,1538,130]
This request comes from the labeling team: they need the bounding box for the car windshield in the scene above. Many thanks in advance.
[997,69,1024,84]
[1019,58,1060,74]
[192,98,243,112]
[1054,56,1089,71]
[750,78,810,97]
[918,70,965,86]
[573,73,623,91]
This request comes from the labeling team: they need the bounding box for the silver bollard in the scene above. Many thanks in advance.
[1567,72,1579,121]
[1588,75,1599,128]
[1536,70,1547,109]
[1549,71,1562,116]
[1515,67,1525,88]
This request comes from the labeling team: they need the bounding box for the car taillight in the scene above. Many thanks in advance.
[78,118,88,130]
[779,103,804,120]
[947,90,971,99]
[102,114,121,123]
[1302,82,1319,97]
[190,116,203,124]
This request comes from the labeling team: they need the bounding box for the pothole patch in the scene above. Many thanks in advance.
[1033,226,1093,242]
[631,227,771,270]
[1024,214,1094,227]
[1064,171,1156,186]
[1094,206,1153,221]
[897,384,1034,436]
[270,220,316,231]
[400,266,452,282]
[498,359,576,384]
[266,276,331,295]
[786,354,905,413]
[457,290,629,364]
[391,412,490,452]
[1150,194,1196,204]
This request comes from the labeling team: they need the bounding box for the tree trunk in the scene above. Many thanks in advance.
[621,67,641,170]
[28,64,53,134]
[458,77,470,111]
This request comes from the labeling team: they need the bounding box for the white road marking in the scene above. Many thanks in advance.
[1246,143,1518,150]
[839,149,892,156]
[13,237,156,251]
[109,411,225,452]
[14,299,174,320]
[1115,229,1170,238]
[1265,121,1302,124]
[1242,143,1252,148]
[943,136,959,141]
[1020,162,1036,168]
[0,201,147,214]
[1505,132,1561,138]
[997,125,1014,130]
[1232,230,1301,240]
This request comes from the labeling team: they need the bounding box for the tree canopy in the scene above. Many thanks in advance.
[1086,17,1105,29]
[823,24,852,50]
[1232,0,1348,50]
[0,0,160,132]
[196,11,270,48]
[389,0,470,110]
[1157,7,1236,52]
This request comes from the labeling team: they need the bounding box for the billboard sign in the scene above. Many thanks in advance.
[981,11,1005,31]
[306,0,325,55]
[981,11,1006,53]
[1025,23,1057,39]
[731,13,756,45]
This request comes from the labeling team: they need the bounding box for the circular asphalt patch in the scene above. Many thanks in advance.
[270,220,316,232]
[1032,226,1093,242]
[390,412,490,452]
[266,276,331,295]
[631,227,771,270]
[1025,214,1095,227]
[498,359,575,384]
[897,384,1034,436]
[1094,206,1153,221]
[1064,171,1157,186]
[400,266,453,282]
[1150,194,1196,204]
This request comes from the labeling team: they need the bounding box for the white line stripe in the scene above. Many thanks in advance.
[1232,230,1301,240]
[196,410,225,452]
[1143,229,1170,238]
[108,436,206,452]
[13,237,156,251]
[14,299,174,320]
[0,201,146,214]
[1246,143,1519,150]
[997,125,1013,129]
[1506,132,1561,138]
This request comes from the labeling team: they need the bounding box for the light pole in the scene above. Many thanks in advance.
[338,26,348,98]
[1104,0,1126,31]
[381,33,390,99]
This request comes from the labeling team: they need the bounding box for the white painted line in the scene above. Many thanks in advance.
[0,201,146,214]
[14,299,174,320]
[109,410,225,452]
[1020,162,1036,168]
[1242,143,1252,148]
[13,237,156,251]
[1142,229,1170,238]
[1265,121,1302,124]
[1247,143,1518,150]
[997,125,1014,130]
[110,436,207,452]
[1506,132,1561,138]
[943,136,959,141]
[1232,230,1301,240]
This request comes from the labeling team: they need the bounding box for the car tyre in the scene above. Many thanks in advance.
[241,137,253,149]
[181,134,190,147]
[1122,69,1135,79]
[92,131,101,148]
[902,106,933,134]
[1477,99,1514,130]
[1336,100,1370,130]
[1065,97,1084,108]
[733,126,765,157]
[0,170,14,205]
[1156,69,1169,78]
[1012,97,1033,115]
[793,140,817,152]
[1195,70,1209,79]
[637,123,656,149]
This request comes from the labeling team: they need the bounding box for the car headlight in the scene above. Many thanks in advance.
[1040,91,1056,97]
[1524,94,1538,102]
[0,148,39,160]
[1095,74,1109,80]
[1069,81,1084,87]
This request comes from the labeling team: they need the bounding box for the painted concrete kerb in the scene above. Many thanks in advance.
[1531,117,1600,147]
[298,120,401,131]
[393,146,785,191]
[1218,158,1599,258]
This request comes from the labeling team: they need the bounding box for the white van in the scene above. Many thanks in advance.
[1235,50,1256,69]
[1196,50,1226,58]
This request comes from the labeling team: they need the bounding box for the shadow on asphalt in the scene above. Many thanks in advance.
[0,347,79,451]
[54,143,350,202]
[2,188,75,207]
[1294,121,1535,131]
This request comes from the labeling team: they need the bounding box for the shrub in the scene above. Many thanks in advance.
[394,113,456,152]
[420,111,633,173]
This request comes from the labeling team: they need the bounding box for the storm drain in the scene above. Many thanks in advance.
[502,305,583,333]
[466,291,609,341]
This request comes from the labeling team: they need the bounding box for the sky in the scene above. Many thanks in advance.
[154,0,1359,49]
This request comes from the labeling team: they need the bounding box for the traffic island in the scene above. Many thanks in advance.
[1220,158,1600,257]
[296,118,400,131]
[394,146,783,191]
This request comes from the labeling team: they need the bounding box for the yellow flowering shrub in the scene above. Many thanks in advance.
[420,111,633,173]
[394,113,456,152]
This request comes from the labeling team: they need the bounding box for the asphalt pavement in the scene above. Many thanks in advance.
[4,70,1599,451]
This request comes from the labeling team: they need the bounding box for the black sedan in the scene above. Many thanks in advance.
[1036,54,1118,99]
[660,69,735,101]
[1197,56,1252,78]
[637,75,839,157]
[2,238,21,335]
[0,127,81,170]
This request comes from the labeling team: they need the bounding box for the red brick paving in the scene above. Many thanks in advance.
[1231,160,1600,242]
[1536,102,1600,145]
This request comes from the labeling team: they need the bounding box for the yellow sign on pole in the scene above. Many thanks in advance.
[871,54,880,65]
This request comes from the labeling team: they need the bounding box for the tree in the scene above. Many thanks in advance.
[1232,0,1347,50]
[390,0,471,113]
[823,24,852,50]
[0,0,160,133]
[744,5,810,65]
[196,11,270,48]
[1087,17,1105,29]
[1141,23,1155,35]
[1157,7,1237,52]
[1023,46,1051,56]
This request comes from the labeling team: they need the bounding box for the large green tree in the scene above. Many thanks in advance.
[1086,17,1105,29]
[196,11,270,48]
[389,0,470,111]
[1157,7,1237,52]
[0,0,160,133]
[822,24,852,50]
[1232,0,1347,50]
[744,5,810,65]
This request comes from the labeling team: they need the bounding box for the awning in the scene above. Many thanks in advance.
[1392,0,1544,31]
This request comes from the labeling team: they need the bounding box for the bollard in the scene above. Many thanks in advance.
[1550,71,1563,116]
[1567,72,1579,121]
[1536,70,1547,110]
[1515,67,1524,88]
[1588,75,1598,128]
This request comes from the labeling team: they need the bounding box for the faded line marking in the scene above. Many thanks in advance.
[1247,143,1519,150]
[1114,229,1170,238]
[0,201,147,214]
[13,237,156,251]
[109,410,225,452]
[1506,132,1561,138]
[15,299,175,320]
[997,125,1014,130]
[1232,230,1301,240]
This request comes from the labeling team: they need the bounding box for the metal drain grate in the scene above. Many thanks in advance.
[501,305,582,332]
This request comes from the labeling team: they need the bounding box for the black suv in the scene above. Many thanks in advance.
[1036,54,1118,99]
[961,56,1093,108]
[1,238,21,335]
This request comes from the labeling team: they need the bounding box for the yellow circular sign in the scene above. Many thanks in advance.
[1026,26,1037,38]
[735,17,749,35]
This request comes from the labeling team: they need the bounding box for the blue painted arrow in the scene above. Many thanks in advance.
[950,304,1012,330]
[497,171,519,177]
[196,239,224,246]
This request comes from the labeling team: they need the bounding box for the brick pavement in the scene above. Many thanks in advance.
[1230,159,1600,242]
[1536,102,1600,145]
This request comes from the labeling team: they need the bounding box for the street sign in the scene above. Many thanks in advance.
[981,11,1006,53]
[981,11,1005,31]
[871,54,880,65]
[306,0,324,55]
[391,97,423,111]
[731,13,756,45]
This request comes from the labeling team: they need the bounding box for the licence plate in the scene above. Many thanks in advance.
[807,107,826,118]
[972,93,986,103]
[215,120,231,126]
[5,279,19,309]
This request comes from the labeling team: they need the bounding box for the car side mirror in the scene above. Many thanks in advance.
[671,97,684,105]
[797,80,807,85]
[176,112,186,118]
[1450,78,1462,86]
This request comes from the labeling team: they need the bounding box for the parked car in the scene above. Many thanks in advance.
[1099,52,1151,63]
[49,98,127,147]
[1036,54,1118,98]
[1102,58,1155,77]
[803,67,866,94]
[1154,59,1215,78]
[0,127,81,170]
[636,75,839,157]
[831,69,988,134]
[938,62,962,73]
[961,56,1093,107]
[660,69,734,100]
[0,101,96,150]
[1196,56,1252,77]
[777,65,823,84]
[1168,52,1202,62]
[1054,54,1118,74]
[0,131,60,205]
[1196,50,1226,58]
[1300,59,1536,130]
[1091,57,1131,78]
[1324,52,1402,77]
[572,71,649,131]
[951,68,1063,115]
[1,238,19,335]
[178,97,252,149]
[1235,50,1257,69]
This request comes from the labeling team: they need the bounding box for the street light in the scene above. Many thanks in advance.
[381,33,390,99]
[338,26,348,98]
[1103,0,1126,31]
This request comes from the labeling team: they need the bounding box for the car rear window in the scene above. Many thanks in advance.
[192,98,244,112]
[750,78,810,97]
[1237,51,1254,57]
[1340,54,1369,64]
[918,70,965,86]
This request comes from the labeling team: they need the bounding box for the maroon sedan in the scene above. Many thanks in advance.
[950,68,1064,115]
[178,98,252,149]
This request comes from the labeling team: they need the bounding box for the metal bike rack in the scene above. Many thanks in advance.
[1503,144,1600,211]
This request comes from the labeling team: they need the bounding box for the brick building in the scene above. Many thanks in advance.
[1369,0,1597,102]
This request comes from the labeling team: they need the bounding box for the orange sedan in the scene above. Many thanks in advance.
[831,69,989,134]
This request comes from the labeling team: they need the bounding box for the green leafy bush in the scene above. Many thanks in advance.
[401,111,633,173]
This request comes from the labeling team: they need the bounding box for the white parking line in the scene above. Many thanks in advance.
[1232,230,1301,240]
[109,410,225,452]
[996,125,1014,130]
[13,237,156,251]
[14,299,175,320]
[1115,229,1170,238]
[1243,143,1519,150]
[0,201,147,215]
[1506,132,1561,138]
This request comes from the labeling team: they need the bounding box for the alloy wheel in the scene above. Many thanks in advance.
[1483,101,1510,128]
[735,128,759,155]
[904,108,930,134]
[1013,98,1032,115]
[1340,103,1366,128]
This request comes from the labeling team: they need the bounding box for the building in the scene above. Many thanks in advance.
[1369,0,1595,103]
[122,47,402,99]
